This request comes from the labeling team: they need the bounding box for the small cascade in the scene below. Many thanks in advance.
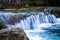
[0,11,57,30]
[0,7,60,40]
[47,14,56,23]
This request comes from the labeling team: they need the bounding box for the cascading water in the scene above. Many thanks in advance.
[0,8,60,40]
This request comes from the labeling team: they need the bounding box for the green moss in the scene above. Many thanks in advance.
[17,28,24,33]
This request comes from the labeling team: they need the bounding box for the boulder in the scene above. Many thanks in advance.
[0,27,29,40]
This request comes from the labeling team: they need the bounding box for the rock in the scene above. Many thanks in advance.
[0,27,29,40]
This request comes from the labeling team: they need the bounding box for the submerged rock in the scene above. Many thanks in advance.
[0,27,29,40]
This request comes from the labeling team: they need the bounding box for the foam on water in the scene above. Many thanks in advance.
[24,23,60,40]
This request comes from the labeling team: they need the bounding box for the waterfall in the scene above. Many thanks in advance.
[0,11,60,40]
[0,7,60,40]
[0,12,57,30]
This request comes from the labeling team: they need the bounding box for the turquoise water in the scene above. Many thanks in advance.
[28,32,60,40]
[25,24,60,40]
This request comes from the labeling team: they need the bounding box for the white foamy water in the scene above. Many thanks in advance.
[0,11,60,40]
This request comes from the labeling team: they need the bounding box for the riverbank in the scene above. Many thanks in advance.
[0,7,44,11]
[0,7,60,11]
[0,7,60,17]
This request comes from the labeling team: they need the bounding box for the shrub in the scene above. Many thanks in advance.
[24,4,30,8]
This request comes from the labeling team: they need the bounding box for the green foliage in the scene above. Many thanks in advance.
[18,28,24,33]
[24,4,30,8]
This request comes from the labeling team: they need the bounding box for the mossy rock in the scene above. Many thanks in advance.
[0,27,29,40]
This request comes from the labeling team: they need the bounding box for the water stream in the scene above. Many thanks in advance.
[0,8,60,40]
